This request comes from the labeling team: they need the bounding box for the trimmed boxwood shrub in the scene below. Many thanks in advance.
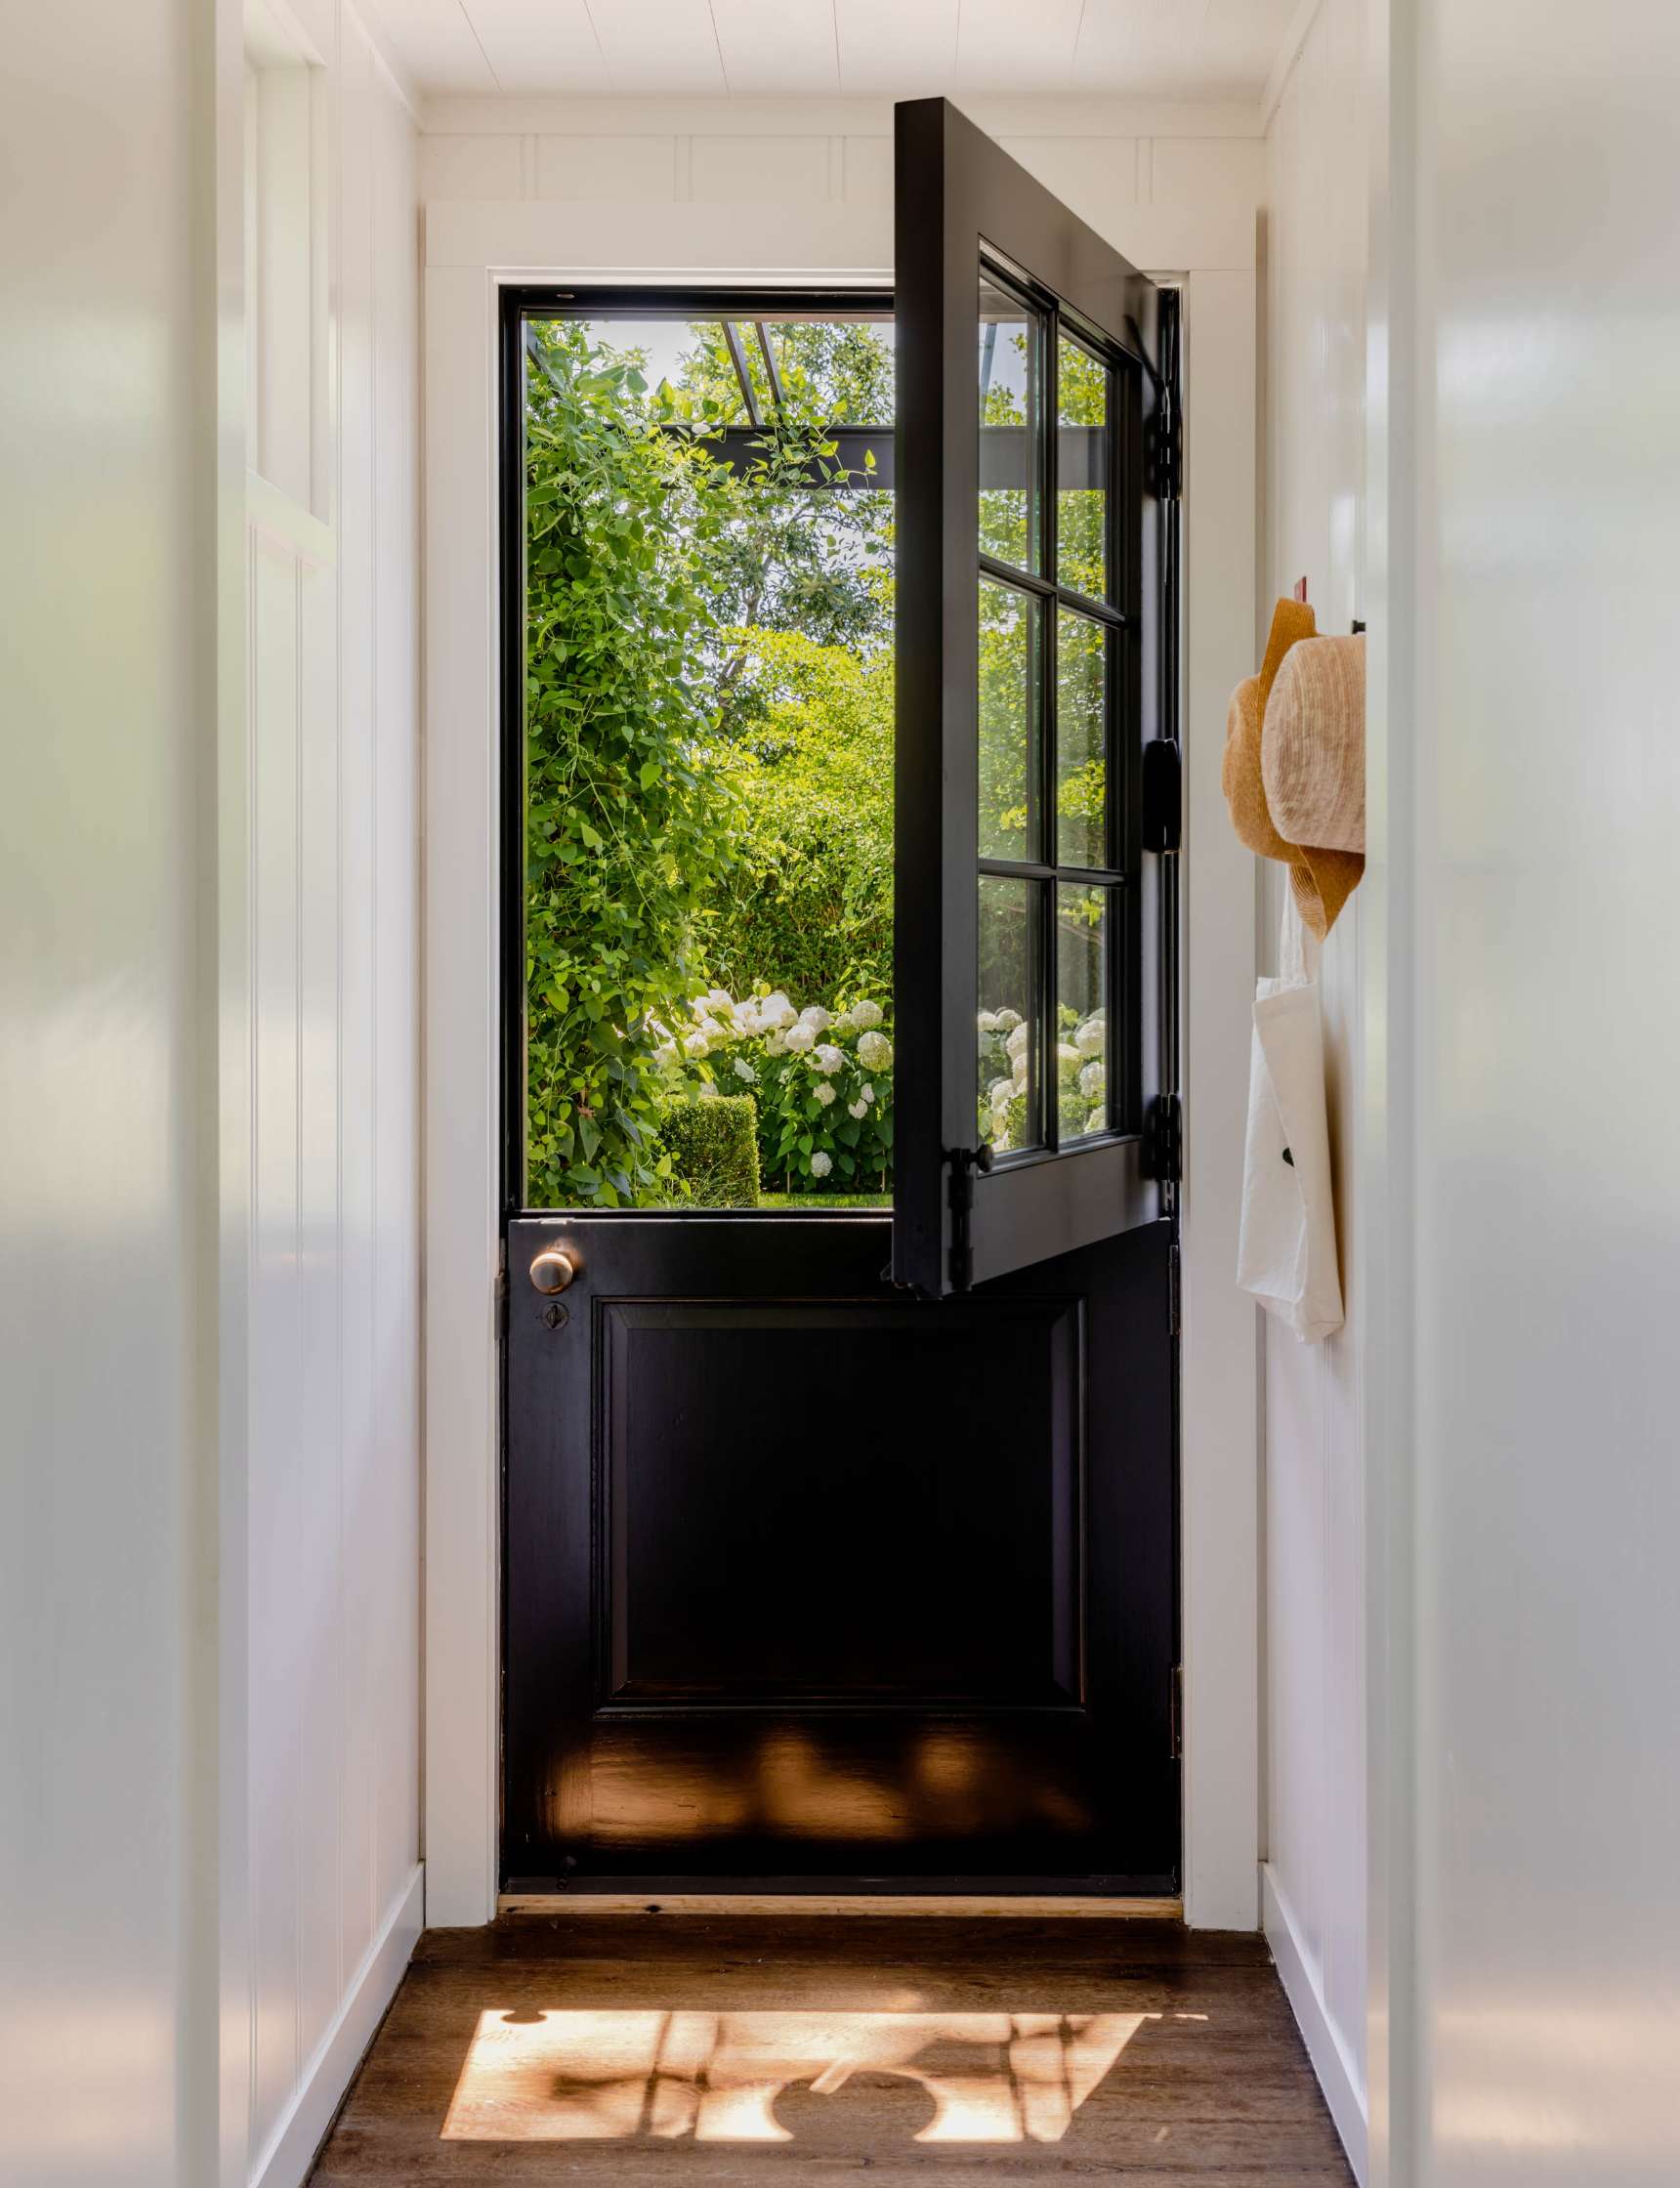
[658,1096,761,1207]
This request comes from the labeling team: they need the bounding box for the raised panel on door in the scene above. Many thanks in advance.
[504,1214,1177,1891]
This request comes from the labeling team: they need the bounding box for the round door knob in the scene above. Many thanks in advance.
[528,1248,576,1295]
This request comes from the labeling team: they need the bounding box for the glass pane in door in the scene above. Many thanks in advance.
[1056,883,1112,1141]
[978,270,1042,573]
[1055,607,1109,868]
[977,874,1041,1157]
[1057,333,1111,602]
[978,577,1040,861]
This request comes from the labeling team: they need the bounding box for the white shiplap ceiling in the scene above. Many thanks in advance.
[370,0,1301,101]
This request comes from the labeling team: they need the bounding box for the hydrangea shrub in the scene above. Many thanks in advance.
[657,988,894,1195]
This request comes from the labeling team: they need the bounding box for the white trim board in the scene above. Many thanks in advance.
[421,94,1267,140]
[499,1894,1185,1919]
[248,1862,424,2188]
[424,199,1259,278]
[422,198,1258,1932]
[1263,1865,1367,2184]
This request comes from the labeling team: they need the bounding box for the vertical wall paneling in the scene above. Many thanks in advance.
[1260,0,1367,2175]
[242,6,422,2183]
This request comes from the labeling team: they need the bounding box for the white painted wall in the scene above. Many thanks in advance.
[418,93,1264,1932]
[241,7,423,2185]
[1,2,225,2179]
[0,1,422,2180]
[1367,1,1680,2180]
[1258,1,1369,2175]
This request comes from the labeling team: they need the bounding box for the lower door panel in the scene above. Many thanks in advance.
[504,1213,1177,1892]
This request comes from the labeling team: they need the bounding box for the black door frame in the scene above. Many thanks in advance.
[495,273,1183,1896]
[496,282,897,1222]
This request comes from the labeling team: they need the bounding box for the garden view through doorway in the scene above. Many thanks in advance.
[516,292,1114,1213]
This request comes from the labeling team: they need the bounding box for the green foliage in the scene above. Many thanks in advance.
[522,322,742,1208]
[657,1095,761,1207]
[664,989,895,1197]
[654,323,896,736]
[521,316,899,1208]
[703,630,893,1002]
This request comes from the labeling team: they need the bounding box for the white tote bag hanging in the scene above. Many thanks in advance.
[1237,892,1344,1341]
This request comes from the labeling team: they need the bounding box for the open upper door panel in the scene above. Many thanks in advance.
[892,98,1178,1297]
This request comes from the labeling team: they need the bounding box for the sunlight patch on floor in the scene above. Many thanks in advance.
[441,2007,1153,2143]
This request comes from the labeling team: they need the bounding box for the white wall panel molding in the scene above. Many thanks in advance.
[421,93,1266,139]
[1265,1866,1368,2182]
[240,0,423,2165]
[1260,0,1369,2149]
[422,171,1260,1926]
[424,196,1255,273]
[1177,264,1260,1931]
[248,1863,424,2188]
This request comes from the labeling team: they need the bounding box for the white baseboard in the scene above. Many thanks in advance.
[249,1861,424,2188]
[1262,1865,1367,2186]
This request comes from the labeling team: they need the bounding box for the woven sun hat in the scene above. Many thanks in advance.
[1263,630,1365,938]
[1263,634,1365,856]
[1222,597,1317,863]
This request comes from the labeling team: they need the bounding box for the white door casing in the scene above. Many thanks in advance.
[422,186,1258,1928]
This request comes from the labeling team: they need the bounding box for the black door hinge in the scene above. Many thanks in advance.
[945,1143,994,1294]
[1148,383,1182,502]
[1141,737,1182,854]
[1142,1093,1182,1185]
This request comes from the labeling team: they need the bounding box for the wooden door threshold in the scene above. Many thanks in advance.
[499,1891,1184,1919]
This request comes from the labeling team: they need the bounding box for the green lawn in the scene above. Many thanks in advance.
[757,1192,891,1210]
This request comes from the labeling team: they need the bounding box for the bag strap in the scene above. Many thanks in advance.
[1278,883,1321,989]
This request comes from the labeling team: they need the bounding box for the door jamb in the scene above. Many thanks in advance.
[422,205,1258,1931]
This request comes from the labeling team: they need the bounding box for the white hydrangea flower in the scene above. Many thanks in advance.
[815,1081,837,1107]
[1086,1108,1106,1134]
[682,1031,708,1058]
[850,999,884,1030]
[783,1023,816,1053]
[1079,1060,1106,1098]
[706,987,733,1009]
[857,1030,893,1071]
[1056,1041,1081,1069]
[1012,1060,1029,1092]
[994,1008,1023,1032]
[813,1043,844,1075]
[732,1004,762,1036]
[652,1041,678,1067]
[809,1150,832,1178]
[833,1008,857,1033]
[861,1083,875,1103]
[690,995,711,1018]
[1074,1017,1106,1056]
[988,1075,1014,1110]
[977,1010,1000,1033]
[1005,1022,1030,1059]
[848,1098,868,1119]
[697,1016,726,1042]
[764,1029,788,1056]
[798,1004,832,1032]
[733,1057,756,1083]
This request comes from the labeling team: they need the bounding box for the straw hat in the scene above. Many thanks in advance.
[1264,635,1365,854]
[1222,600,1365,938]
[1222,596,1314,863]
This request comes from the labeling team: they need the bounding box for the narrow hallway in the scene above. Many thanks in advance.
[312,1912,1351,2182]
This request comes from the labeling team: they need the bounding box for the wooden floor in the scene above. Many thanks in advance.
[312,1912,1353,2185]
